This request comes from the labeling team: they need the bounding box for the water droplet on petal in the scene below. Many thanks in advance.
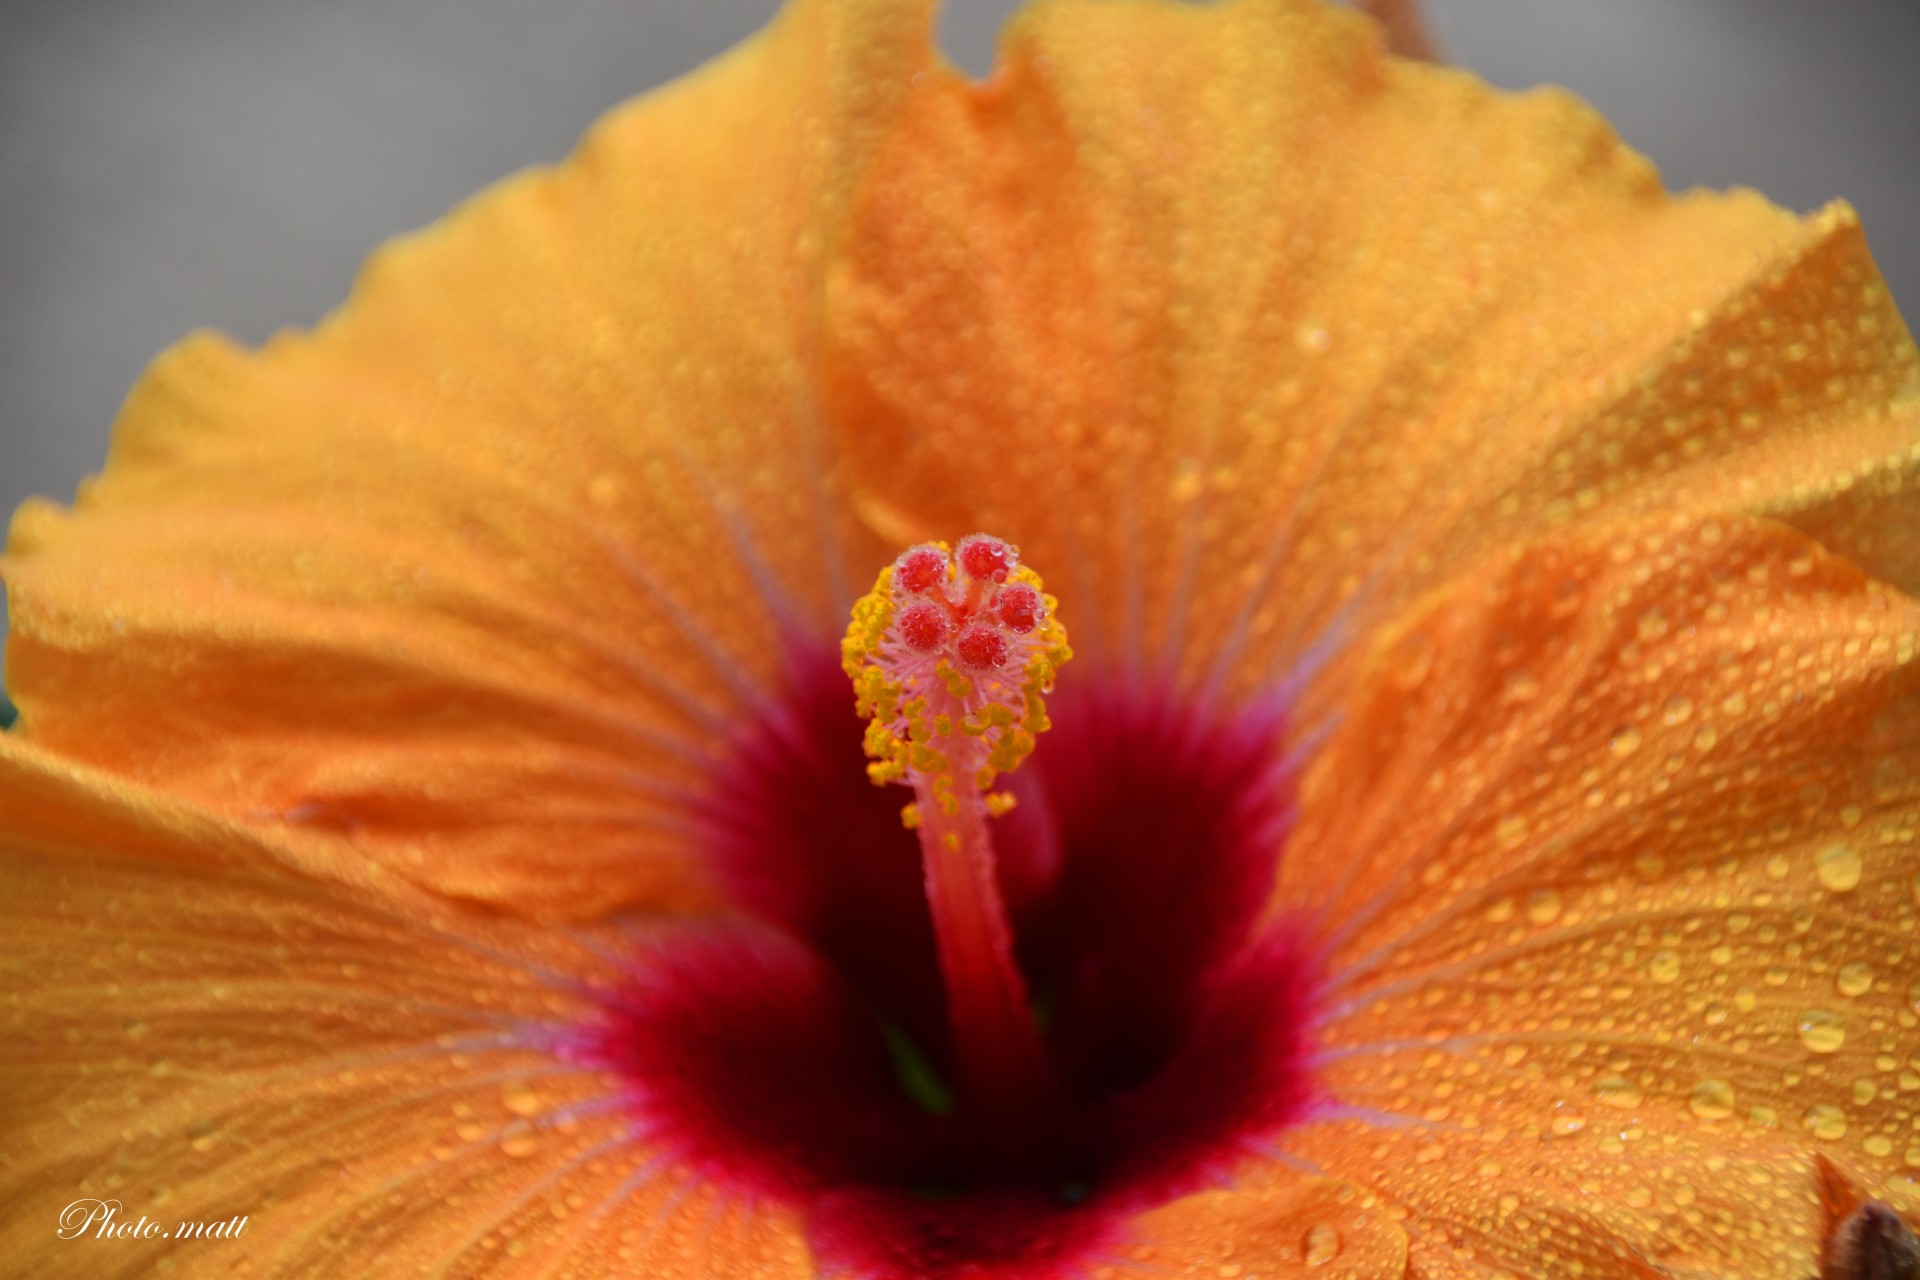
[1303,1223,1340,1267]
[1594,1076,1642,1109]
[1837,962,1874,998]
[1803,1104,1847,1141]
[1527,890,1563,926]
[1689,1079,1735,1121]
[1799,1008,1847,1054]
[1610,726,1642,758]
[1503,672,1540,703]
[499,1121,539,1158]
[1816,843,1863,893]
[502,1081,542,1117]
[1649,950,1681,983]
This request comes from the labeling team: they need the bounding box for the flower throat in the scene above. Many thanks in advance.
[583,535,1320,1280]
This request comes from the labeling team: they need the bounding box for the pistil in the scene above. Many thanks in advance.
[843,536,1072,1136]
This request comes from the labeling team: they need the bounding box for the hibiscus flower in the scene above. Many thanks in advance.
[5,0,1920,1276]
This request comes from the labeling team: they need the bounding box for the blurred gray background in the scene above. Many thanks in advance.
[2,0,1918,656]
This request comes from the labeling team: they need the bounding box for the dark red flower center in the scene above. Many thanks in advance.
[579,651,1320,1279]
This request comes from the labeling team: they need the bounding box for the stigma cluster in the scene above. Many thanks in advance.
[841,536,1072,817]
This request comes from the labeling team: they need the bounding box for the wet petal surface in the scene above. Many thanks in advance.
[1281,517,1920,1278]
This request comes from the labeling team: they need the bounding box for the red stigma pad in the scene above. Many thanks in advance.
[957,536,1014,584]
[956,625,1011,671]
[896,546,950,594]
[898,603,950,653]
[994,585,1042,634]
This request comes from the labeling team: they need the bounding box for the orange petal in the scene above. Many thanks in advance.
[0,771,815,1279]
[1272,515,1920,1278]
[0,0,938,920]
[1124,1167,1410,1277]
[824,0,1920,710]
